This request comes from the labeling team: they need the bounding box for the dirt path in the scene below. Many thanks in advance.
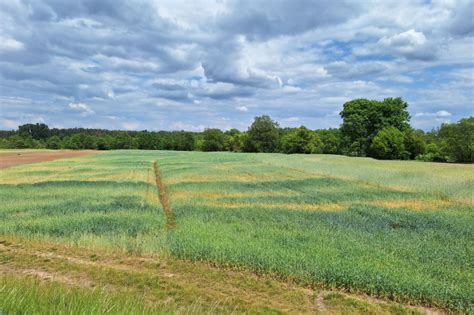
[153,160,176,230]
[0,150,96,169]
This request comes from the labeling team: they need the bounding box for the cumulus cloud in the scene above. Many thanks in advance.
[377,29,436,60]
[0,0,472,131]
[354,29,438,61]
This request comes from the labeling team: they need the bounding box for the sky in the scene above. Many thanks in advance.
[0,0,473,132]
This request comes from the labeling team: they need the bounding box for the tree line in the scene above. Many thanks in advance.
[1,97,472,163]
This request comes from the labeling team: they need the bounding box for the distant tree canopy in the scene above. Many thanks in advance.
[18,123,50,140]
[438,117,474,163]
[202,128,225,152]
[280,126,322,154]
[2,98,472,163]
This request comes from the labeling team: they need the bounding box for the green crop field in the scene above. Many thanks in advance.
[1,150,473,314]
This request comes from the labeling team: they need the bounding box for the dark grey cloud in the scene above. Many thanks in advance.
[326,61,388,80]
[447,2,474,36]
[218,0,361,40]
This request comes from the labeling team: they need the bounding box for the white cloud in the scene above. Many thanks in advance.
[236,106,248,112]
[0,36,24,51]
[379,29,427,48]
[171,121,206,131]
[68,102,95,116]
[414,110,452,118]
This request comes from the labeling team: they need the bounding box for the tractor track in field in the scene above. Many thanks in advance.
[153,160,176,230]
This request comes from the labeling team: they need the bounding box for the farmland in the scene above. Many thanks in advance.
[1,150,473,313]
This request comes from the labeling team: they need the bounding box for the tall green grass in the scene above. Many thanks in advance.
[1,150,472,312]
[0,151,167,254]
[155,151,473,312]
[0,274,183,314]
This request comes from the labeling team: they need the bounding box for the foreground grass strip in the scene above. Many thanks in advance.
[0,236,432,314]
[153,160,176,230]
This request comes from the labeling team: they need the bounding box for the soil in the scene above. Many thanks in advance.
[0,150,96,169]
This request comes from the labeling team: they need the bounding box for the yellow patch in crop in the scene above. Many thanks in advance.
[361,181,414,193]
[166,172,314,185]
[367,199,453,210]
[171,190,298,200]
[202,201,345,212]
[144,189,161,205]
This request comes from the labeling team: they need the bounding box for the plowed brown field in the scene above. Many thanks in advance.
[0,150,96,169]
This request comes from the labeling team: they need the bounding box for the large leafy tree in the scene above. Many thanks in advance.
[244,115,280,152]
[340,97,410,157]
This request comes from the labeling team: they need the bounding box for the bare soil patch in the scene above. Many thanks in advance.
[0,150,96,169]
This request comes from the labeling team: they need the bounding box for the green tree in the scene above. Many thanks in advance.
[18,123,50,140]
[202,128,225,151]
[438,117,474,163]
[62,134,82,149]
[340,98,410,157]
[113,132,135,149]
[136,131,155,150]
[7,135,36,149]
[0,139,9,149]
[415,143,445,162]
[370,126,406,160]
[46,135,62,149]
[281,126,322,154]
[316,129,342,154]
[78,135,95,149]
[175,132,195,151]
[244,115,280,152]
[404,128,426,159]
[224,129,245,152]
[96,136,113,150]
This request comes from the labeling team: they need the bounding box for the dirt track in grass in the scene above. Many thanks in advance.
[153,160,176,230]
[0,150,96,169]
